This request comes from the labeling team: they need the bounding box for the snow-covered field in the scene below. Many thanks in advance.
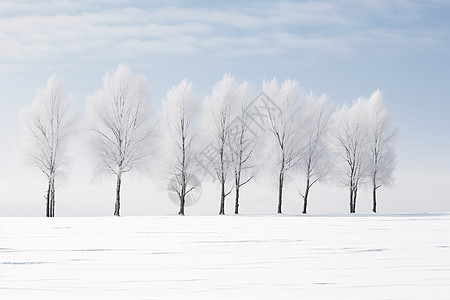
[1,214,449,299]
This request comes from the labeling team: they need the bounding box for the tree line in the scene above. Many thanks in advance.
[22,65,397,217]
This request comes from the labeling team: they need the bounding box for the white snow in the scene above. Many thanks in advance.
[1,214,449,299]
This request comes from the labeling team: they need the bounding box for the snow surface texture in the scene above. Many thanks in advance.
[1,214,449,299]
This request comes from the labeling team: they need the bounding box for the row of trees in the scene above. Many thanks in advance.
[23,65,396,217]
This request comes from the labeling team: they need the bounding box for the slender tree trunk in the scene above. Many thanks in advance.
[302,176,311,214]
[234,185,240,214]
[178,195,185,216]
[278,172,284,214]
[179,134,186,216]
[45,176,55,217]
[219,179,225,215]
[302,186,310,214]
[349,187,353,213]
[114,174,122,217]
[352,191,356,213]
[178,174,186,216]
[219,143,226,215]
[352,190,355,213]
[349,188,357,214]
[372,184,377,213]
[50,180,55,217]
[46,179,51,217]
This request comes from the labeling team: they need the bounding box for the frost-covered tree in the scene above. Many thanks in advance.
[229,82,258,214]
[204,74,238,215]
[23,75,75,217]
[87,65,153,217]
[298,93,333,214]
[263,79,303,214]
[162,79,199,216]
[334,98,370,213]
[366,91,396,213]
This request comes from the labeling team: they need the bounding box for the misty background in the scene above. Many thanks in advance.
[0,0,449,216]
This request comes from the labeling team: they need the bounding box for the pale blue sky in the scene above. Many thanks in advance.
[0,0,449,216]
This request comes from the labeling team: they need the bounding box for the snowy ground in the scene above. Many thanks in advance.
[0,214,449,299]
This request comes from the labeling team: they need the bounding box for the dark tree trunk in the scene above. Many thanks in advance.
[179,195,185,216]
[114,174,121,217]
[50,181,55,217]
[302,176,311,214]
[349,187,353,213]
[350,189,357,213]
[178,173,186,216]
[302,185,310,214]
[46,177,55,217]
[372,185,377,213]
[219,142,226,215]
[46,179,51,217]
[278,173,283,214]
[349,188,357,214]
[219,179,225,215]
[234,185,240,214]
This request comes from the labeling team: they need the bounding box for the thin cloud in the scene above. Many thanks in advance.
[0,0,446,63]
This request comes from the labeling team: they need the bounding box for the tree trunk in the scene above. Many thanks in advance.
[114,174,122,217]
[349,188,357,214]
[372,185,377,213]
[234,185,240,214]
[349,187,353,213]
[45,177,55,217]
[278,172,283,214]
[50,180,55,217]
[179,195,185,216]
[219,179,225,215]
[46,179,51,217]
[352,189,358,213]
[302,185,310,214]
[302,175,311,214]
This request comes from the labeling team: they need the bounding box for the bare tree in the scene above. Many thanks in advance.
[298,94,333,214]
[87,64,152,217]
[24,75,74,217]
[333,99,370,213]
[263,79,303,214]
[162,79,200,215]
[228,82,258,214]
[204,74,238,215]
[366,91,396,213]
